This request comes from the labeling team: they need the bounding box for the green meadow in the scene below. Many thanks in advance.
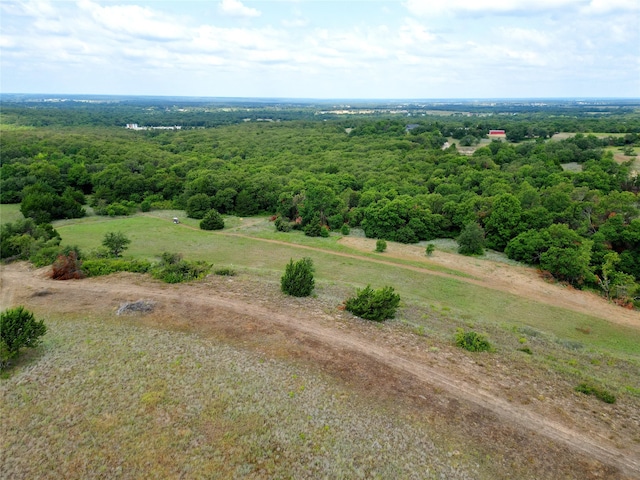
[52,212,640,361]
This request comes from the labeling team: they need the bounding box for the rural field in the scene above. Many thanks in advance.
[2,210,640,479]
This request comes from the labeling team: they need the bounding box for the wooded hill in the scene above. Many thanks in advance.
[1,100,639,305]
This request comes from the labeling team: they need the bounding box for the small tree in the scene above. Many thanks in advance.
[425,244,435,256]
[281,257,315,297]
[200,209,225,230]
[375,239,387,252]
[344,285,400,321]
[458,222,485,255]
[1,306,47,368]
[102,231,131,258]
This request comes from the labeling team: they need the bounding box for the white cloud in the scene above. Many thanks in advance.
[218,0,261,18]
[77,0,185,41]
[496,27,552,47]
[404,0,585,17]
[583,0,640,14]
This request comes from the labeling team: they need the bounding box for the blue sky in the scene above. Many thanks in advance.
[1,0,638,99]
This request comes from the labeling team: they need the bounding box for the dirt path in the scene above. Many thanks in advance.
[1,263,638,478]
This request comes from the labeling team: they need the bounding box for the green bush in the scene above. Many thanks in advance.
[82,258,152,277]
[0,306,47,369]
[274,216,292,232]
[344,285,400,321]
[454,328,492,352]
[200,209,224,230]
[30,244,81,267]
[214,267,236,276]
[281,257,315,297]
[152,252,210,283]
[458,222,485,256]
[425,244,435,256]
[340,224,350,235]
[375,239,387,252]
[575,383,616,404]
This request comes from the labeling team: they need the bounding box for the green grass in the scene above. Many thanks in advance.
[55,213,640,359]
[0,315,482,479]
[0,204,24,224]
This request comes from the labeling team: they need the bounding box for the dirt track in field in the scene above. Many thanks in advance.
[1,260,639,478]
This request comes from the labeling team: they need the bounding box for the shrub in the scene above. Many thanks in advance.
[375,239,387,252]
[0,306,47,368]
[200,209,225,230]
[82,258,152,277]
[303,219,323,237]
[281,257,315,297]
[575,383,616,404]
[344,285,400,321]
[30,244,81,267]
[274,216,292,232]
[454,328,492,352]
[425,244,435,256]
[152,252,210,283]
[340,224,350,235]
[319,226,330,237]
[51,251,84,280]
[214,267,236,276]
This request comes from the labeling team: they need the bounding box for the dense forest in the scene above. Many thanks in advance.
[1,97,639,306]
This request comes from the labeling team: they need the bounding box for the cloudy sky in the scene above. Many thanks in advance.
[1,0,638,99]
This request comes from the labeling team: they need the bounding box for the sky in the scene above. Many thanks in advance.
[1,0,639,99]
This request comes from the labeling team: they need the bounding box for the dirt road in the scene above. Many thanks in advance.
[1,262,638,478]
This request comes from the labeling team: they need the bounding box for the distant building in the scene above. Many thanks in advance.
[405,124,420,132]
[489,129,506,135]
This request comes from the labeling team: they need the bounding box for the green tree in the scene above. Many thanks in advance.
[484,193,522,251]
[458,222,485,255]
[199,209,225,230]
[186,193,212,219]
[102,232,131,258]
[281,257,315,297]
[1,306,47,368]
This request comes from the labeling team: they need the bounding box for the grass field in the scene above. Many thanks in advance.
[1,315,481,479]
[3,209,640,478]
[52,212,640,362]
[0,204,24,224]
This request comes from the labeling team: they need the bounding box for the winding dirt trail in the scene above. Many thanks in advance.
[1,262,639,478]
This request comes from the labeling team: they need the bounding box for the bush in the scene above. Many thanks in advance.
[375,239,387,252]
[425,244,435,256]
[200,209,225,230]
[0,306,47,369]
[454,328,492,352]
[274,216,292,232]
[30,244,81,267]
[344,285,400,321]
[82,258,152,277]
[340,224,350,235]
[51,251,84,280]
[281,257,315,297]
[575,383,616,404]
[214,267,236,276]
[152,252,210,283]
